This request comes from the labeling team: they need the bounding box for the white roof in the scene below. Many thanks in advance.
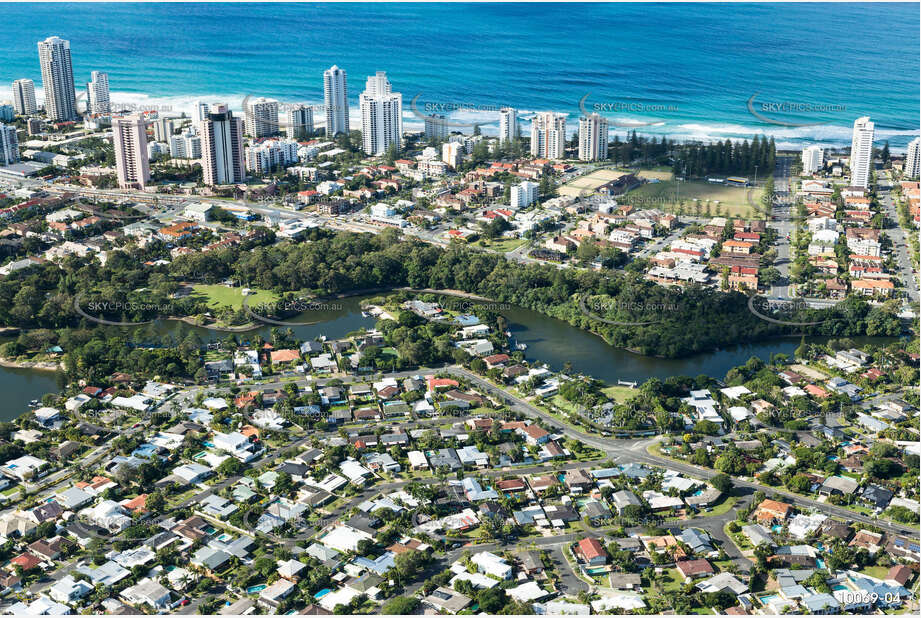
[340,459,371,481]
[110,394,151,411]
[321,525,370,553]
[318,587,360,612]
[277,558,306,578]
[539,600,591,615]
[407,450,428,467]
[173,462,210,482]
[591,593,646,612]
[728,406,752,422]
[813,228,839,243]
[450,570,499,590]
[202,397,228,409]
[508,580,548,602]
[33,407,61,420]
[720,385,751,400]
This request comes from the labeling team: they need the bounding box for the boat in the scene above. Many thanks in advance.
[516,342,528,350]
[361,311,371,318]
[28,399,39,407]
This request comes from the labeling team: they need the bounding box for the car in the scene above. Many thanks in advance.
[180,599,190,607]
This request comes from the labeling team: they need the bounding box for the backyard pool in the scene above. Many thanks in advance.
[247,584,267,594]
[585,566,609,575]
[314,589,332,600]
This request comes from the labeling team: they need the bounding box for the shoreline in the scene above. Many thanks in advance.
[0,358,62,373]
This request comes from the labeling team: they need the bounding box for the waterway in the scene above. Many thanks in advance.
[0,294,897,421]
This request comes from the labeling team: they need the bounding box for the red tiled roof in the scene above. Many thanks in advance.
[270,349,301,363]
[11,553,42,571]
[676,558,714,577]
[576,537,607,562]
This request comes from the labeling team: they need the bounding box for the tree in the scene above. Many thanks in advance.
[477,587,508,613]
[252,556,275,578]
[709,473,732,494]
[786,473,811,493]
[145,491,166,514]
[217,458,244,477]
[380,596,419,615]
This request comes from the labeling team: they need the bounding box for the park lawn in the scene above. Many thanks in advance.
[636,168,675,181]
[601,385,637,403]
[203,349,230,362]
[705,494,738,517]
[623,180,755,218]
[551,395,584,415]
[479,237,527,253]
[660,568,686,592]
[647,441,668,457]
[191,284,279,310]
[859,565,891,580]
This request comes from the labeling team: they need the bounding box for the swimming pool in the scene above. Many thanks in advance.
[247,584,267,594]
[314,589,332,600]
[585,566,608,575]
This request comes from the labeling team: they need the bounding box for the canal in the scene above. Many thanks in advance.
[0,294,897,420]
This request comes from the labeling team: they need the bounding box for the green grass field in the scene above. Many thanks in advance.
[858,566,891,580]
[623,180,756,218]
[601,385,638,403]
[636,168,675,181]
[191,284,279,310]
[478,237,528,253]
[660,568,685,592]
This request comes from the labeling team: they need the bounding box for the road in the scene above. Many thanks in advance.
[446,366,918,538]
[190,363,918,539]
[768,155,795,299]
[877,176,919,304]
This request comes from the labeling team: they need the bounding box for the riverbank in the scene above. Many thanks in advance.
[172,315,260,332]
[0,357,62,372]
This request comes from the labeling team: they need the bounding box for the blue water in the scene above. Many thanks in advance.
[2,2,917,148]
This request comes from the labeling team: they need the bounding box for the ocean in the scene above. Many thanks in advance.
[1,2,918,150]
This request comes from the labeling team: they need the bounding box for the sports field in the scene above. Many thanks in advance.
[559,168,628,197]
[622,180,757,217]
